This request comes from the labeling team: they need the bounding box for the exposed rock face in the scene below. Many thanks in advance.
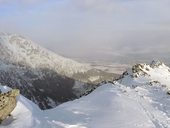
[0,89,20,123]
[131,64,149,77]
[150,60,163,68]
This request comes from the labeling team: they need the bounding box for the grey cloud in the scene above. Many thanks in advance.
[72,0,126,12]
[1,0,170,64]
[0,0,51,6]
[0,0,41,4]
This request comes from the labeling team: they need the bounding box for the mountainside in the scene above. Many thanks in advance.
[0,33,118,109]
[0,33,89,76]
[1,60,170,128]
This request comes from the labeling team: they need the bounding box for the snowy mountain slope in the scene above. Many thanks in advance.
[0,33,118,81]
[0,33,118,109]
[0,60,83,109]
[0,33,89,76]
[45,84,156,128]
[1,61,170,128]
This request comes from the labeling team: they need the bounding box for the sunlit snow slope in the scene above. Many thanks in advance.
[1,60,170,128]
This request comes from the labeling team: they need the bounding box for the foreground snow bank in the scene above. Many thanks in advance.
[1,82,170,128]
[45,84,154,128]
[0,86,48,128]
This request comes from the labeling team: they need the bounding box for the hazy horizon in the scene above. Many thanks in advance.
[0,0,170,64]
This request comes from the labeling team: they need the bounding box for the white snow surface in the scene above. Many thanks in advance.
[1,61,170,128]
[0,33,90,76]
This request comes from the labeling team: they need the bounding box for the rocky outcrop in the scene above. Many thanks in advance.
[0,89,20,123]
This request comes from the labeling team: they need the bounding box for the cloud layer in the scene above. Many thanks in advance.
[0,0,170,63]
[0,0,42,4]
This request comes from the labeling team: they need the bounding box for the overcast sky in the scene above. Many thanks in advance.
[0,0,170,63]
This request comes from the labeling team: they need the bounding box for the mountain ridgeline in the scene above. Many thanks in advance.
[1,60,170,127]
[0,33,118,109]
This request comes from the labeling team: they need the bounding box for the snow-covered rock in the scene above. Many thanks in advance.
[120,60,170,89]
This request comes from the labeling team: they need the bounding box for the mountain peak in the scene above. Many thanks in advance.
[150,60,164,68]
[119,61,170,89]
